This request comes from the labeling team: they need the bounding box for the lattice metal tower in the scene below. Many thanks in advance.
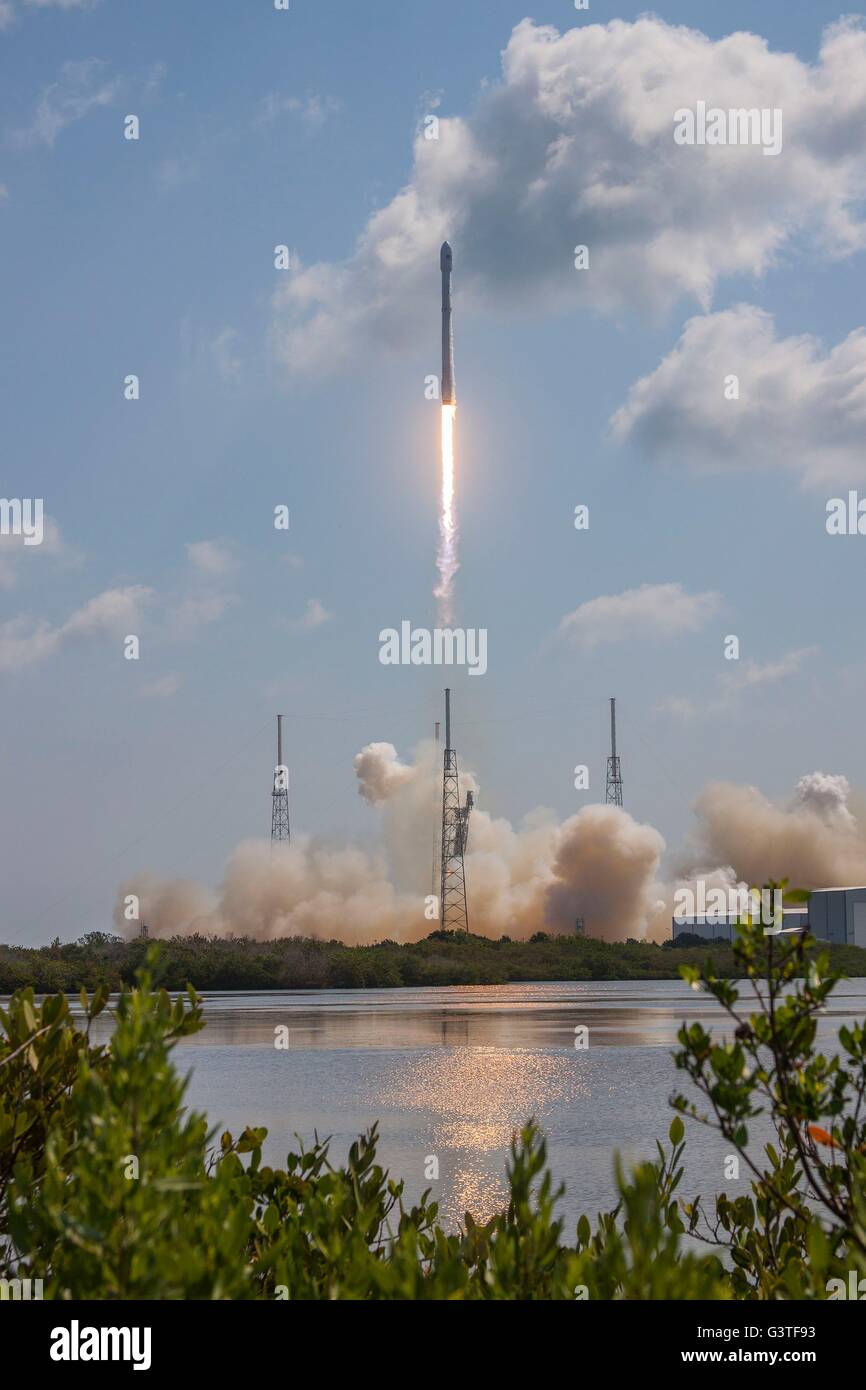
[271,714,291,843]
[431,720,441,900]
[605,697,624,807]
[440,689,473,931]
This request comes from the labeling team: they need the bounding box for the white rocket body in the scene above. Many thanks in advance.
[440,241,455,405]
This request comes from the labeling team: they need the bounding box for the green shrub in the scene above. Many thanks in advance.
[1,902,865,1300]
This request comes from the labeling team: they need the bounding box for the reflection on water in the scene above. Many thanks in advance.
[368,1047,589,1222]
[64,979,866,1231]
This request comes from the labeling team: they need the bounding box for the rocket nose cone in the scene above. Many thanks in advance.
[440,241,452,270]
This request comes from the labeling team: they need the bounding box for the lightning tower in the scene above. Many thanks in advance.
[439,688,473,931]
[271,714,291,843]
[605,697,624,807]
[431,719,441,900]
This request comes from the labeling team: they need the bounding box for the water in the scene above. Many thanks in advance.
[150,978,866,1231]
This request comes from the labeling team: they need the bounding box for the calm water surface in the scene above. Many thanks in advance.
[148,978,866,1230]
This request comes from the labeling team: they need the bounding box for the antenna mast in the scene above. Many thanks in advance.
[605,697,624,807]
[271,714,291,843]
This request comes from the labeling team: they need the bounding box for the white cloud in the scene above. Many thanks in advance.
[559,583,721,649]
[160,540,239,638]
[142,61,166,99]
[657,646,817,719]
[272,15,866,376]
[139,673,181,700]
[726,646,817,692]
[167,593,235,638]
[154,157,198,192]
[25,0,100,9]
[0,585,152,672]
[209,327,242,383]
[0,515,69,589]
[61,585,150,638]
[185,539,236,578]
[178,320,243,382]
[12,58,120,148]
[290,598,333,632]
[611,305,866,487]
[1,0,99,24]
[655,695,698,721]
[0,534,241,672]
[255,93,341,130]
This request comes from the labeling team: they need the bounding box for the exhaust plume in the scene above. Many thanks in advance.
[679,776,866,889]
[113,747,866,945]
[434,404,459,624]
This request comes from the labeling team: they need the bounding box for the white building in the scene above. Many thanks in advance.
[672,887,866,947]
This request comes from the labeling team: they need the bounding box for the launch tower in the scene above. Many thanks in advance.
[605,697,624,808]
[439,688,472,931]
[271,714,291,843]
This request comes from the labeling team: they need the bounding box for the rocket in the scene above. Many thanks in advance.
[440,240,455,405]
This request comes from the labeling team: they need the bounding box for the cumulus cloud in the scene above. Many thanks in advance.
[0,535,239,670]
[61,586,148,638]
[559,582,721,649]
[611,305,866,486]
[727,646,818,691]
[255,93,341,130]
[0,584,152,672]
[289,598,333,632]
[272,15,866,376]
[12,58,119,148]
[186,540,236,579]
[0,515,70,589]
[657,647,817,721]
[163,540,238,638]
[167,593,235,637]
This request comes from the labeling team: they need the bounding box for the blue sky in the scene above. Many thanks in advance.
[2,0,865,943]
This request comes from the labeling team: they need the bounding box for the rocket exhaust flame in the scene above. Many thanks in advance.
[435,403,458,624]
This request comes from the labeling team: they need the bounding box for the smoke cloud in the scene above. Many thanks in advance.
[114,744,866,945]
[790,771,856,830]
[678,776,866,890]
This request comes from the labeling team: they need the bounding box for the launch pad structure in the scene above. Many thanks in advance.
[439,688,473,932]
